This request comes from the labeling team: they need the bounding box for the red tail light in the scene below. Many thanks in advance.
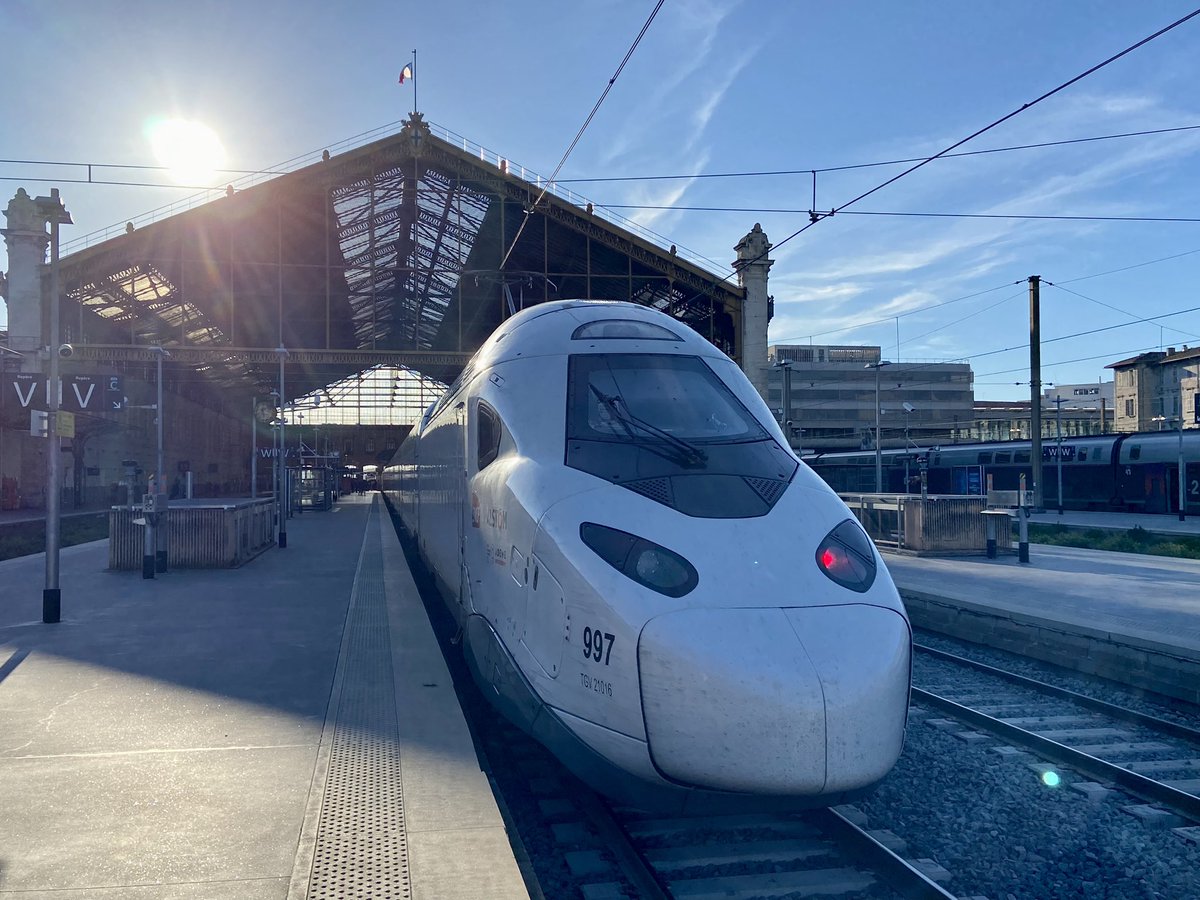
[816,519,877,593]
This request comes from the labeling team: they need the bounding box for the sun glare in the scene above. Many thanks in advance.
[149,119,227,186]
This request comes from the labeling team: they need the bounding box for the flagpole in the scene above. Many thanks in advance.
[412,48,417,116]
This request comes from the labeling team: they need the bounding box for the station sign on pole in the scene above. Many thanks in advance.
[6,373,125,413]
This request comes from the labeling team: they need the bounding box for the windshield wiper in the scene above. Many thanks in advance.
[589,385,708,467]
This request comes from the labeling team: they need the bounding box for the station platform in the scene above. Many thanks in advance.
[0,493,528,899]
[885,540,1200,704]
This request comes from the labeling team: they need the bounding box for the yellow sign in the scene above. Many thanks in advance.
[54,411,75,438]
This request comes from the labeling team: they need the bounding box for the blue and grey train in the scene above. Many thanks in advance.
[807,430,1200,516]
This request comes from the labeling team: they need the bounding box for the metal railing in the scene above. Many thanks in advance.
[840,494,1009,554]
[109,498,275,569]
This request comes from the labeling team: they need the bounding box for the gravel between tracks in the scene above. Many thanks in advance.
[855,651,1200,899]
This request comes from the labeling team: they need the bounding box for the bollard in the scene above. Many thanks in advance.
[1017,506,1030,563]
[155,492,169,573]
[142,494,156,579]
[985,515,997,559]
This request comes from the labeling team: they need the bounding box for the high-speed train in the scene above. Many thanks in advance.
[382,300,911,812]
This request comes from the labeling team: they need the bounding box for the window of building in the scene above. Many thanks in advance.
[1125,399,1134,417]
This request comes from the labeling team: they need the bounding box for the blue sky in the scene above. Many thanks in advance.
[4,0,1200,401]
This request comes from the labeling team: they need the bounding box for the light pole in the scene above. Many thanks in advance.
[774,359,795,454]
[276,346,289,547]
[35,189,72,624]
[1053,396,1065,515]
[902,402,916,491]
[865,360,891,492]
[1176,416,1186,522]
[154,345,170,572]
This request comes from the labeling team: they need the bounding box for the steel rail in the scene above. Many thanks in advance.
[813,807,961,900]
[912,687,1200,822]
[915,642,1200,744]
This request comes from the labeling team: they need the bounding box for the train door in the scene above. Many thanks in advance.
[1189,462,1200,517]
[1144,464,1168,514]
[1167,462,1200,516]
[522,555,565,678]
[952,465,983,495]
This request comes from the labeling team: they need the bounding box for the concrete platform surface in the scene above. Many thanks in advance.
[885,539,1200,702]
[0,494,528,899]
[884,542,1200,656]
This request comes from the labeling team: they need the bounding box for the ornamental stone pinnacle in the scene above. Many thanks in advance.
[733,223,774,401]
[2,188,52,356]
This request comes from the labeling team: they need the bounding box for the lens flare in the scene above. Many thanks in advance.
[148,119,226,186]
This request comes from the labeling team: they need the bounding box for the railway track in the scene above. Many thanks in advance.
[492,714,963,899]
[912,642,1200,835]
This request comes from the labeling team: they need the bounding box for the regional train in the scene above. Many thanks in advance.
[381,300,911,813]
[807,430,1200,516]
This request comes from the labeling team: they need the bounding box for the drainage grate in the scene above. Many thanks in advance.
[307,509,412,899]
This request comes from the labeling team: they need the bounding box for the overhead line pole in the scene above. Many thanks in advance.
[1029,275,1044,512]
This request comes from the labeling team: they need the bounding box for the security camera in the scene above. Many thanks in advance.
[58,343,75,358]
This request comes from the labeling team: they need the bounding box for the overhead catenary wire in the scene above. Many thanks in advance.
[497,0,665,273]
[680,6,1200,304]
[555,124,1200,184]
[595,204,1200,223]
[1044,280,1200,342]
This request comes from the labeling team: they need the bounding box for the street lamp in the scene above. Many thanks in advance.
[1174,416,1186,522]
[276,345,289,548]
[773,358,796,454]
[902,402,916,491]
[34,189,72,624]
[1053,396,1065,515]
[865,360,891,492]
[153,345,170,572]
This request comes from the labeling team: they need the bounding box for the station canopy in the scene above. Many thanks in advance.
[52,114,746,422]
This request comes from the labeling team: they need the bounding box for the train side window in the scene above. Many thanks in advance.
[978,452,992,464]
[1013,451,1030,463]
[994,452,1011,464]
[1079,448,1088,462]
[1129,445,1141,460]
[477,401,503,470]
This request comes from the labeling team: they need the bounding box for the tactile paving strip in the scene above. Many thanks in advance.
[307,510,412,898]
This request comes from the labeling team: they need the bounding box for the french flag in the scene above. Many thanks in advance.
[399,61,414,84]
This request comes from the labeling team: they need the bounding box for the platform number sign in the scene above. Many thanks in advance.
[107,375,125,410]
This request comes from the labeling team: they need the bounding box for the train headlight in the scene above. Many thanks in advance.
[816,519,877,593]
[580,522,698,598]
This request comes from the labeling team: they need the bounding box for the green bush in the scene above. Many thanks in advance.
[1027,523,1200,559]
[0,514,109,562]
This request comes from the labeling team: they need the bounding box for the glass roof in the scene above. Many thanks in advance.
[283,365,447,426]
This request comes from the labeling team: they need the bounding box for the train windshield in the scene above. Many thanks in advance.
[569,354,767,446]
[565,354,795,517]
[564,355,792,518]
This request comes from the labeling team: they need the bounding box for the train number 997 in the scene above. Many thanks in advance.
[582,626,615,665]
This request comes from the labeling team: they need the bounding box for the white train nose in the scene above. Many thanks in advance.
[638,605,910,795]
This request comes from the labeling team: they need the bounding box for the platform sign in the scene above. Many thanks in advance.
[107,375,125,410]
[6,374,120,412]
[55,411,75,438]
[8,373,42,410]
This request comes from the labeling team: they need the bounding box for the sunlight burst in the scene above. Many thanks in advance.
[148,119,226,186]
